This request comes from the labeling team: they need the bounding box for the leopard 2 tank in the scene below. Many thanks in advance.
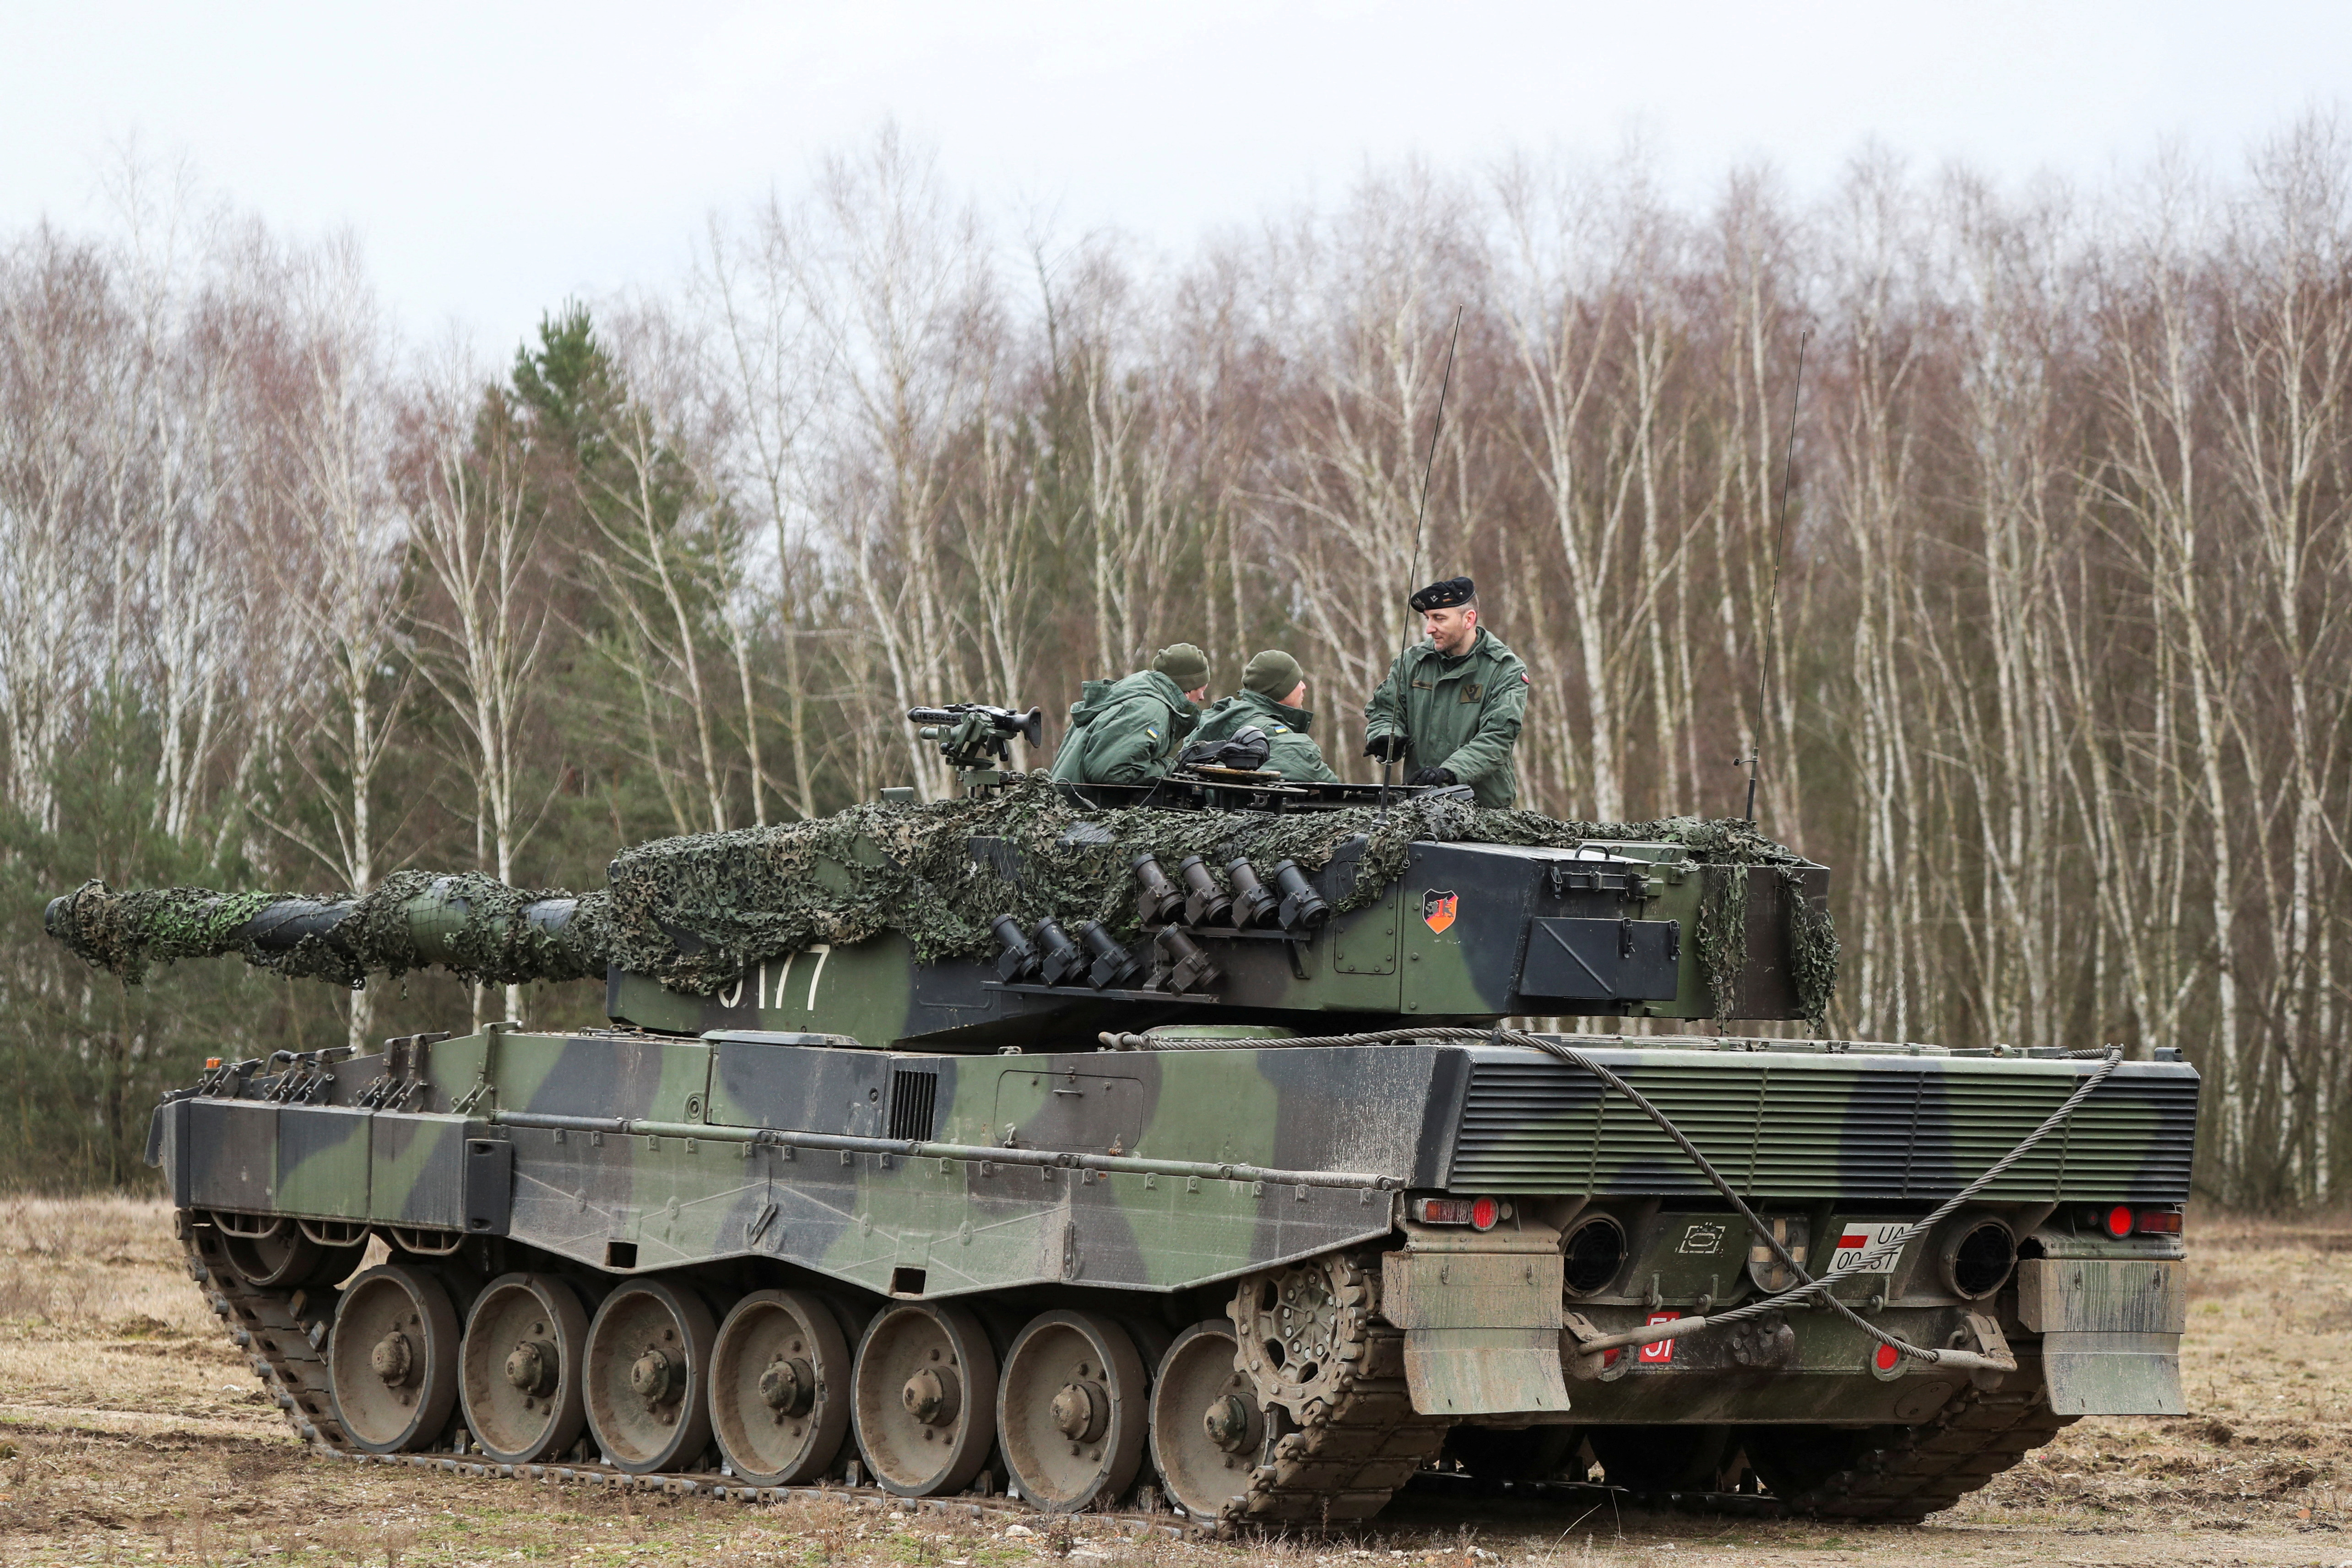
[46,757,2196,1525]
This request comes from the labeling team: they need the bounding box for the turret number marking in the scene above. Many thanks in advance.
[758,946,832,1012]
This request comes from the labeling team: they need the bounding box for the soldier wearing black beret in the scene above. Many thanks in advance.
[1363,576,1529,807]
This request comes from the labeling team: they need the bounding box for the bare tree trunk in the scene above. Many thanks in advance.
[409,361,548,1023]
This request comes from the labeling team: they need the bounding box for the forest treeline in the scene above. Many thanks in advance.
[3,126,2348,1202]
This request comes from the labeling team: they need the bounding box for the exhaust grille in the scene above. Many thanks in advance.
[1447,1055,2197,1201]
[888,1069,939,1142]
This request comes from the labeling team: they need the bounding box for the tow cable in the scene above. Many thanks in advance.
[1152,1025,2126,1370]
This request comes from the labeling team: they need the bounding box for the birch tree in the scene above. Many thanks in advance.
[408,362,548,1022]
[257,236,413,1053]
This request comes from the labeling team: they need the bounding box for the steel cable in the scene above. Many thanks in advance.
[1146,1025,2126,1366]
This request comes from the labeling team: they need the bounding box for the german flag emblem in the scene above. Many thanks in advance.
[1422,890,1458,935]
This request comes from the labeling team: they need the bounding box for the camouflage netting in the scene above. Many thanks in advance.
[48,886,278,986]
[46,870,609,989]
[49,774,1837,1012]
[1695,863,1750,1022]
[1783,867,1841,1028]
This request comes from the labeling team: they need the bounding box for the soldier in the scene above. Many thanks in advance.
[1048,643,1212,786]
[1187,650,1341,782]
[1363,575,1529,808]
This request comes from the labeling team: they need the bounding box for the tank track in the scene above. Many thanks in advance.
[184,1219,2063,1530]
[1772,1369,2076,1520]
[1223,1322,1451,1525]
[183,1222,1198,1534]
[1223,1255,1453,1525]
[185,1222,350,1448]
[186,1217,1444,1531]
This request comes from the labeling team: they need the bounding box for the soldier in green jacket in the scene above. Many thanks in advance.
[1363,576,1529,808]
[1189,650,1341,783]
[1048,643,1211,786]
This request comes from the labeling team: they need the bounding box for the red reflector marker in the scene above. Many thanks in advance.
[2135,1209,2184,1235]
[1875,1342,1900,1372]
[1470,1195,1499,1231]
[2104,1204,2134,1238]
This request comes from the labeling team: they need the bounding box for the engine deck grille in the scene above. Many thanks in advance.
[1447,1055,2197,1201]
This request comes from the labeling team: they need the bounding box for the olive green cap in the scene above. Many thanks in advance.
[1153,643,1211,691]
[1243,649,1304,702]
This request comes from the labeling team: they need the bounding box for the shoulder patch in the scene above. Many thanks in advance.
[1522,672,1530,684]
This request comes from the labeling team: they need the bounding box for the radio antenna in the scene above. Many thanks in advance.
[1741,326,1809,827]
[1381,305,1464,818]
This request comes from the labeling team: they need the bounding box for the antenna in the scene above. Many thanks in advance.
[1382,306,1465,816]
[1741,327,1809,827]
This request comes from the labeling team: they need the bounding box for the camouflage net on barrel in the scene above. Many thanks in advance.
[49,774,1835,1010]
[46,870,606,989]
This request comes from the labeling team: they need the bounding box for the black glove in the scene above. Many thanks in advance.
[1409,765,1456,787]
[1364,732,1407,763]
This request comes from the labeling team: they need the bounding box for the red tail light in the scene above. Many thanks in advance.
[2103,1204,2134,1238]
[2135,1209,2184,1235]
[1411,1195,1507,1229]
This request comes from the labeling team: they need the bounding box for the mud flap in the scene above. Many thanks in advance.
[2017,1258,2187,1416]
[1382,1226,1571,1417]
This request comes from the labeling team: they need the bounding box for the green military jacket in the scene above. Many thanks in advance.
[1190,690,1341,783]
[1364,627,1530,808]
[1048,669,1199,786]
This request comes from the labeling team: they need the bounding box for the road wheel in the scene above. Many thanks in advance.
[329,1264,461,1453]
[997,1311,1147,1511]
[1147,1320,1260,1519]
[459,1273,589,1465]
[710,1289,853,1485]
[851,1301,997,1497]
[584,1278,718,1474]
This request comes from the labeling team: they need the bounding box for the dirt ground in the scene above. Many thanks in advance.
[0,1199,2345,1568]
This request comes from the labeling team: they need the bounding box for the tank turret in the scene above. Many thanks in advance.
[46,771,1835,1046]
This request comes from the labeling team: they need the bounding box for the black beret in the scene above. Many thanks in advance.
[1409,576,1475,613]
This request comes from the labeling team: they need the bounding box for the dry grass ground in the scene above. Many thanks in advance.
[0,1200,2345,1568]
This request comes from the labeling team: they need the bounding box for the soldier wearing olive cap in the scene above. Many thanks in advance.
[1049,643,1212,787]
[1363,576,1529,808]
[1189,650,1341,783]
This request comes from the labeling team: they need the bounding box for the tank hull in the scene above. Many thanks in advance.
[158,1025,2195,1521]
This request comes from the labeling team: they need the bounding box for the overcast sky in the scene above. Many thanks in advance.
[6,1,2346,355]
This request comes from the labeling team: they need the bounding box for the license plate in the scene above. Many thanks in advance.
[1827,1221,1910,1274]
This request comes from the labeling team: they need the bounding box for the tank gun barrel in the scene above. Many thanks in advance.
[43,874,606,988]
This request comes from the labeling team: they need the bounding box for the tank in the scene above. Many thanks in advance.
[46,723,2197,1526]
